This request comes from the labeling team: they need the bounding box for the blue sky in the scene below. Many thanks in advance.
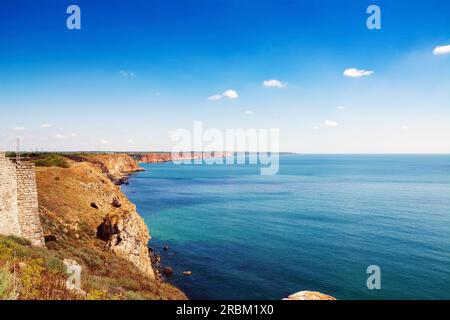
[0,0,449,152]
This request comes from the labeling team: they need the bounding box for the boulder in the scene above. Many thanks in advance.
[90,202,99,209]
[283,291,336,300]
[163,267,174,276]
[111,196,121,208]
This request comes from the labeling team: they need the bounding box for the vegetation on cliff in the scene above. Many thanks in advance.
[0,155,186,300]
[0,235,77,300]
[34,154,70,168]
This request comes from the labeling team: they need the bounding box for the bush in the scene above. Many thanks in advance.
[34,154,70,168]
[0,263,16,300]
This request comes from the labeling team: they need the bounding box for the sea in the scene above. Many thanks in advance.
[121,155,450,300]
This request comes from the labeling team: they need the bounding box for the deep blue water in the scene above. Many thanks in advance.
[122,155,450,300]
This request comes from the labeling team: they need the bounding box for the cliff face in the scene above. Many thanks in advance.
[97,205,155,279]
[136,153,173,163]
[85,154,144,185]
[135,152,232,163]
[35,157,186,299]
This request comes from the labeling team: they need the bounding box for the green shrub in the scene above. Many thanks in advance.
[0,263,16,300]
[34,154,70,168]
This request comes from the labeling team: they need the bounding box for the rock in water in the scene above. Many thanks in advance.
[183,271,192,276]
[163,267,174,276]
[283,291,336,300]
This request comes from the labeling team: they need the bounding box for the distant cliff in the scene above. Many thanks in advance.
[133,152,232,163]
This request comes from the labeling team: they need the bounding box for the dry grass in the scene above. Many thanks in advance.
[0,160,186,300]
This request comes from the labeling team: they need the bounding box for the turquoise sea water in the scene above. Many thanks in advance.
[122,155,450,300]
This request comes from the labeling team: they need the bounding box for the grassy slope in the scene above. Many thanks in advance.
[0,158,186,300]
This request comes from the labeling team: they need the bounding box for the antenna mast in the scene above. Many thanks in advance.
[16,138,20,163]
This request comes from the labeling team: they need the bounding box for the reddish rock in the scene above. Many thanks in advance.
[283,291,336,300]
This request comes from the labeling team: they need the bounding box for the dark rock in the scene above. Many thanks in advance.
[163,245,169,251]
[163,267,174,276]
[90,202,99,209]
[44,234,58,242]
[112,197,121,208]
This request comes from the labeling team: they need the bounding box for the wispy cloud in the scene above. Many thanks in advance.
[344,68,374,78]
[41,123,52,128]
[14,127,25,131]
[208,94,223,101]
[208,89,239,101]
[127,138,135,144]
[324,120,338,127]
[120,70,136,78]
[433,44,450,55]
[263,79,287,88]
[55,134,65,139]
[100,139,109,144]
[222,89,239,99]
[337,105,345,110]
[244,110,254,115]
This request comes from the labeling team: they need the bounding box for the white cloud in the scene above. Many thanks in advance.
[120,70,136,78]
[208,94,222,101]
[244,110,254,115]
[70,133,77,137]
[402,125,409,130]
[222,89,239,99]
[41,123,52,128]
[263,79,287,88]
[14,127,25,131]
[343,68,374,78]
[55,134,65,139]
[127,139,135,144]
[208,89,239,101]
[100,139,109,144]
[433,45,450,55]
[312,126,320,130]
[324,120,338,127]
[337,105,345,110]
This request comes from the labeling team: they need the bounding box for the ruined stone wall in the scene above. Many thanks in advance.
[16,162,45,246]
[0,152,44,246]
[0,152,21,236]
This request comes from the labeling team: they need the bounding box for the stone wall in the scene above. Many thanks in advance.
[0,152,44,246]
[16,162,45,246]
[0,153,21,236]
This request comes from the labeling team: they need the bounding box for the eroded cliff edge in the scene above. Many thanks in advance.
[35,154,186,299]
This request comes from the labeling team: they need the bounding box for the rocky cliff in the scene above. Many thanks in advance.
[134,152,232,163]
[35,156,186,299]
[66,154,144,185]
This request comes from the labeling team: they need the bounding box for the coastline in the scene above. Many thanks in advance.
[34,154,187,299]
[123,154,337,300]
